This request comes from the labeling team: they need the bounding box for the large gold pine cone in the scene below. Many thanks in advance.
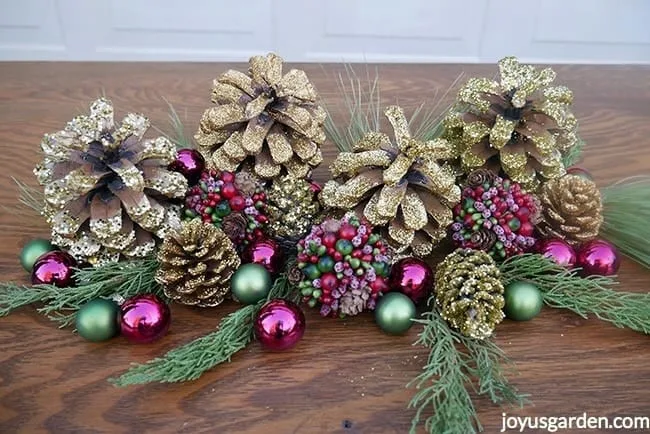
[537,174,603,245]
[267,175,320,239]
[155,219,241,307]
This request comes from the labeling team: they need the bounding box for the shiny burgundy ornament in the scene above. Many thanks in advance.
[254,299,305,351]
[168,148,205,185]
[119,294,171,343]
[389,257,433,303]
[537,239,577,268]
[566,166,593,181]
[242,237,285,274]
[31,251,77,287]
[309,181,322,195]
[576,239,620,276]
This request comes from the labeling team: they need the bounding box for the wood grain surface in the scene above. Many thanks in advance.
[0,62,649,434]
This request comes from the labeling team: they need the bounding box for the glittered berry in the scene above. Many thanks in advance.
[336,239,354,255]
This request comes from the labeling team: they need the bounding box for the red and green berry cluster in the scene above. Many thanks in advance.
[183,170,268,245]
[297,215,392,318]
[451,175,539,259]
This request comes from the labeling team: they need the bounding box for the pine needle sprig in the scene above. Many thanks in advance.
[600,176,650,269]
[500,254,650,334]
[561,136,585,168]
[151,98,195,150]
[111,263,299,387]
[408,308,479,434]
[0,177,44,217]
[0,257,163,327]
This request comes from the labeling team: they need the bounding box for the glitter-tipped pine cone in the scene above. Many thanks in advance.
[34,98,188,265]
[156,219,240,307]
[537,174,603,245]
[267,175,321,251]
[195,52,325,180]
[296,215,392,318]
[435,249,505,340]
[450,170,540,259]
[444,56,578,189]
[320,106,460,257]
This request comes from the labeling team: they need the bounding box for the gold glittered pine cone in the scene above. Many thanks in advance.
[156,219,240,307]
[444,56,578,190]
[267,175,320,247]
[34,98,188,266]
[537,174,603,245]
[320,105,460,257]
[195,53,325,180]
[435,248,505,340]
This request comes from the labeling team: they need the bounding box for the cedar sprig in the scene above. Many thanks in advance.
[0,257,163,327]
[500,254,650,334]
[408,304,526,434]
[111,262,300,386]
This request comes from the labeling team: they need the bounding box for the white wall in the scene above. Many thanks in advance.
[1,0,649,63]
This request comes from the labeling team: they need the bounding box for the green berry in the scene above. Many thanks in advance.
[336,239,353,255]
[508,217,521,231]
[312,289,322,299]
[318,256,335,273]
[372,261,389,277]
[204,206,213,214]
[303,264,321,280]
[215,202,231,217]
[348,258,361,269]
[317,245,327,256]
[308,298,317,308]
[301,287,313,296]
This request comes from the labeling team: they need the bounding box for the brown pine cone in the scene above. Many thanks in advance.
[537,174,603,245]
[221,212,248,244]
[156,219,240,307]
[467,169,497,188]
[469,228,497,251]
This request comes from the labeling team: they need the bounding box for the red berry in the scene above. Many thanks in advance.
[254,229,263,237]
[327,247,336,256]
[322,233,337,248]
[229,195,246,211]
[258,193,266,200]
[257,215,269,224]
[221,172,235,183]
[310,255,319,264]
[333,252,343,262]
[370,277,388,293]
[339,224,357,240]
[519,221,534,237]
[321,273,338,292]
[321,295,333,304]
[221,183,237,199]
[362,254,372,263]
[352,250,363,259]
[375,241,383,248]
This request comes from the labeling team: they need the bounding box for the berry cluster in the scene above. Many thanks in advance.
[297,215,391,318]
[182,170,268,246]
[450,174,539,259]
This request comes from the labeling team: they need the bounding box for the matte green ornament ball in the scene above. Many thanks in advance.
[374,292,416,335]
[75,298,120,342]
[231,263,273,305]
[504,281,543,321]
[20,238,55,272]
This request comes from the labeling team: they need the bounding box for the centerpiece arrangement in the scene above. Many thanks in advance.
[2,53,649,434]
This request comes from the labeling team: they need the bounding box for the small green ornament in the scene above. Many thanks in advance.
[504,281,543,321]
[76,298,120,342]
[231,263,273,305]
[215,201,231,217]
[317,256,335,273]
[303,264,321,280]
[372,261,390,277]
[336,239,353,255]
[374,292,416,335]
[19,238,55,272]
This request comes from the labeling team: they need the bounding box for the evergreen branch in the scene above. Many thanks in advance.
[500,254,650,334]
[561,136,585,168]
[0,257,163,327]
[111,264,300,386]
[600,176,650,268]
[152,98,194,150]
[408,308,479,434]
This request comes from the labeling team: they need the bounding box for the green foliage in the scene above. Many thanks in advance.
[600,176,650,269]
[408,304,526,434]
[152,98,195,150]
[0,257,163,327]
[500,254,650,334]
[111,265,300,386]
[561,136,585,168]
[2,177,44,217]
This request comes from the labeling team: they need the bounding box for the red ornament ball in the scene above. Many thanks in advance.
[242,237,285,274]
[537,239,577,268]
[254,299,306,351]
[168,148,205,186]
[31,251,77,287]
[119,294,171,343]
[389,257,433,303]
[576,239,620,276]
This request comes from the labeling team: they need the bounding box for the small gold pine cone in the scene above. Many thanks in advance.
[267,175,320,243]
[434,249,505,340]
[156,219,241,307]
[537,174,603,245]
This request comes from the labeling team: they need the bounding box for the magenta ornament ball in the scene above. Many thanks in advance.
[119,294,171,343]
[388,257,433,303]
[242,237,285,274]
[168,148,206,186]
[31,251,77,287]
[576,239,621,276]
[537,239,577,268]
[254,299,305,351]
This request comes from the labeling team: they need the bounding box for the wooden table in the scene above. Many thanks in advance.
[0,63,649,434]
